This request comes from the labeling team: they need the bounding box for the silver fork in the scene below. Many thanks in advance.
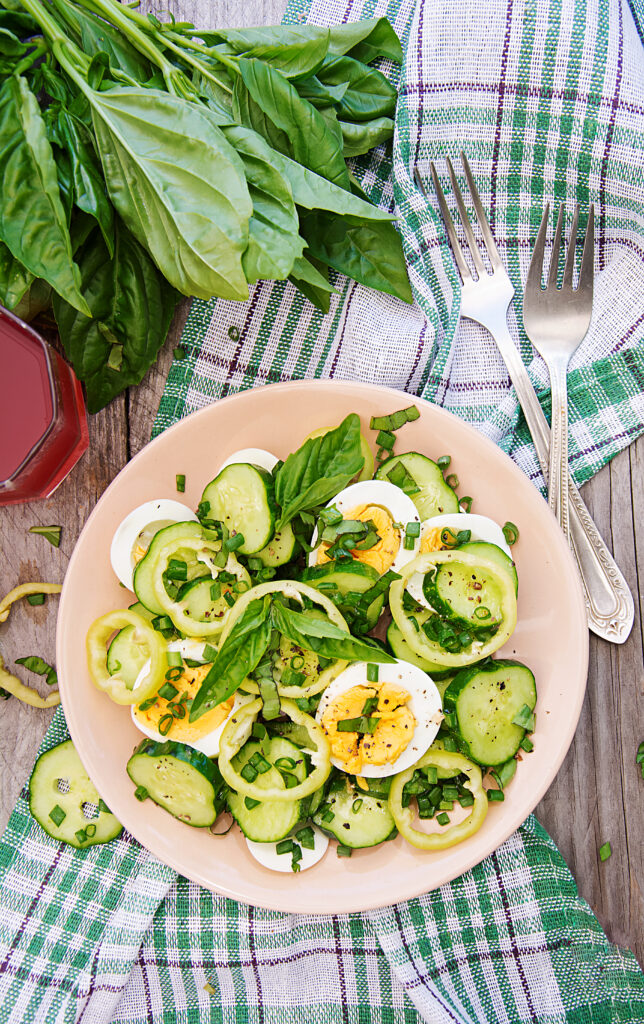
[523,205,594,540]
[419,154,633,644]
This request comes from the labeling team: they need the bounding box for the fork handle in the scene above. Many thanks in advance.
[491,322,634,643]
[547,356,571,539]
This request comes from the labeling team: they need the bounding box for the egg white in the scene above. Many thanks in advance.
[130,639,245,757]
[315,659,443,778]
[246,826,329,873]
[110,499,198,591]
[308,479,421,573]
[218,448,279,473]
[406,512,512,609]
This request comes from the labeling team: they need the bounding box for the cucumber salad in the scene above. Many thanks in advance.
[57,408,536,870]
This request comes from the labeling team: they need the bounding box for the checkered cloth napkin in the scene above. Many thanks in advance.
[1,0,644,1021]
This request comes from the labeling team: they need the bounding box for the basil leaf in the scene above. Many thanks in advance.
[226,30,331,80]
[0,27,26,56]
[295,76,348,110]
[232,76,292,156]
[274,413,364,529]
[317,57,397,123]
[236,58,350,190]
[266,148,392,221]
[57,108,114,257]
[340,117,394,158]
[301,210,413,304]
[11,277,52,322]
[191,68,235,123]
[88,86,252,300]
[0,240,32,309]
[327,18,403,64]
[0,77,90,316]
[223,125,304,282]
[0,10,38,38]
[189,596,272,720]
[288,254,336,312]
[271,603,395,664]
[52,2,152,83]
[53,220,179,413]
[15,656,58,687]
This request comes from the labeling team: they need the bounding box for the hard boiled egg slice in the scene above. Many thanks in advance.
[246,826,329,873]
[111,499,198,591]
[219,448,279,473]
[406,512,512,608]
[308,480,421,576]
[316,660,442,778]
[130,639,244,757]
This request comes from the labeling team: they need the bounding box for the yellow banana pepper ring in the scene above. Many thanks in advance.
[0,582,62,622]
[389,550,517,668]
[218,697,331,801]
[389,749,488,850]
[86,609,166,705]
[0,654,60,709]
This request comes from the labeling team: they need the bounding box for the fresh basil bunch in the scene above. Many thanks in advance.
[0,0,411,411]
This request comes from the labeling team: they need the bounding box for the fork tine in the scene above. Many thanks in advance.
[460,153,503,270]
[429,162,472,282]
[563,204,579,289]
[548,205,564,288]
[526,203,550,294]
[446,157,487,277]
[579,204,595,292]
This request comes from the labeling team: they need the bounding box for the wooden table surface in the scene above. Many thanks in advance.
[1,0,642,973]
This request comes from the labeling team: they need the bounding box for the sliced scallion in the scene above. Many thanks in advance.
[258,676,280,721]
[436,812,450,826]
[276,839,293,855]
[376,429,396,451]
[49,804,66,826]
[336,844,353,858]
[175,473,186,492]
[599,841,612,862]
[26,592,45,606]
[366,664,379,683]
[336,715,379,734]
[487,789,504,802]
[502,521,519,546]
[159,682,179,701]
[29,524,62,548]
[244,797,260,810]
[445,473,459,490]
[134,786,148,801]
[512,704,536,731]
[296,826,315,850]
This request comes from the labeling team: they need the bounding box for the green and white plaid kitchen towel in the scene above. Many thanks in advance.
[2,0,644,1022]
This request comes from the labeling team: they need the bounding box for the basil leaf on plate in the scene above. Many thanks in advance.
[53,220,179,413]
[271,602,395,663]
[88,86,252,300]
[0,76,90,316]
[274,413,364,529]
[190,596,272,720]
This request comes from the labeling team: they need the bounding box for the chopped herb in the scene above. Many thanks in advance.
[202,643,218,663]
[336,715,379,734]
[296,826,315,849]
[405,521,420,538]
[240,762,258,783]
[85,824,97,837]
[175,473,186,492]
[502,521,519,546]
[386,462,420,495]
[520,736,534,753]
[436,811,450,826]
[251,723,267,740]
[158,714,173,736]
[49,804,66,826]
[366,664,379,683]
[165,666,183,683]
[336,844,353,858]
[29,525,62,548]
[26,593,45,606]
[98,799,111,814]
[460,496,473,513]
[370,406,419,431]
[15,655,57,687]
[173,346,185,360]
[244,797,260,810]
[491,758,517,790]
[274,757,297,770]
[134,786,148,801]
[599,842,612,862]
[361,695,379,716]
[512,704,536,731]
[487,789,504,802]
[138,696,157,712]
[437,455,451,470]
[75,829,88,844]
[376,429,396,450]
[352,798,363,814]
[423,765,438,785]
[159,682,179,701]
[321,809,335,823]
[445,473,459,490]
[458,792,475,808]
[276,839,294,855]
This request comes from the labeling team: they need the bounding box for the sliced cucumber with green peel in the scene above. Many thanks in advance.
[443,660,537,766]
[253,522,297,567]
[201,463,277,554]
[376,452,459,519]
[30,739,122,848]
[313,776,396,848]
[459,541,517,594]
[175,576,235,627]
[423,559,505,631]
[107,625,150,689]
[227,737,306,841]
[386,620,454,680]
[128,601,156,623]
[127,739,225,826]
[133,521,204,614]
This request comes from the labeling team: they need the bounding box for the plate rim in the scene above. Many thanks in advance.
[57,379,589,913]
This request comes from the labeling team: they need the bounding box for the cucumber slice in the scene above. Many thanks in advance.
[443,660,537,766]
[175,576,236,627]
[133,521,203,614]
[386,620,454,680]
[128,601,156,623]
[459,541,518,594]
[30,740,122,848]
[227,737,306,841]
[106,625,150,689]
[376,453,459,519]
[253,522,297,567]
[201,464,277,554]
[313,776,396,848]
[425,560,505,631]
[127,739,225,826]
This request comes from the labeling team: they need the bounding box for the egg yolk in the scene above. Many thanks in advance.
[321,682,416,774]
[419,527,446,554]
[133,663,234,743]
[317,504,401,575]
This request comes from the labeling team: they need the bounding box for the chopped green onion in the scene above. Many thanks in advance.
[249,751,271,774]
[29,524,61,548]
[439,800,453,811]
[443,736,458,752]
[458,792,475,808]
[244,797,260,810]
[152,615,174,633]
[224,532,245,553]
[460,496,473,513]
[202,643,218,663]
[134,786,148,801]
[599,841,612,862]
[166,650,183,668]
[276,839,294,855]
[158,715,173,736]
[445,473,459,490]
[49,804,66,826]
[405,521,420,538]
[436,811,450,826]
[175,473,186,492]
[366,664,379,683]
[291,843,302,871]
[437,455,451,469]
[290,655,305,670]
[370,406,419,431]
[403,533,416,550]
[473,606,492,620]
[241,762,258,783]
[321,809,335,823]
[252,723,267,740]
[165,558,188,581]
[423,765,438,785]
[352,798,363,814]
[336,844,353,858]
[296,826,315,849]
[455,529,472,545]
[274,757,296,770]
[520,736,534,753]
[173,346,185,360]
[502,521,519,546]
[512,704,536,731]
[281,772,299,789]
[442,785,459,800]
[98,799,111,814]
[138,696,157,712]
[491,758,517,790]
[26,593,45,606]
[258,676,280,721]
[386,462,420,495]
[75,829,88,844]
[85,824,97,837]
[487,789,504,802]
[336,715,379,734]
[376,429,396,450]
[223,591,235,608]
[164,666,183,683]
[361,695,379,716]
[159,682,179,701]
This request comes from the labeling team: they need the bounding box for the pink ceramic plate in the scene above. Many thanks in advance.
[57,380,588,913]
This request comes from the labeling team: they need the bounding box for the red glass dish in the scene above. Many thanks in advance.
[0,306,88,505]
